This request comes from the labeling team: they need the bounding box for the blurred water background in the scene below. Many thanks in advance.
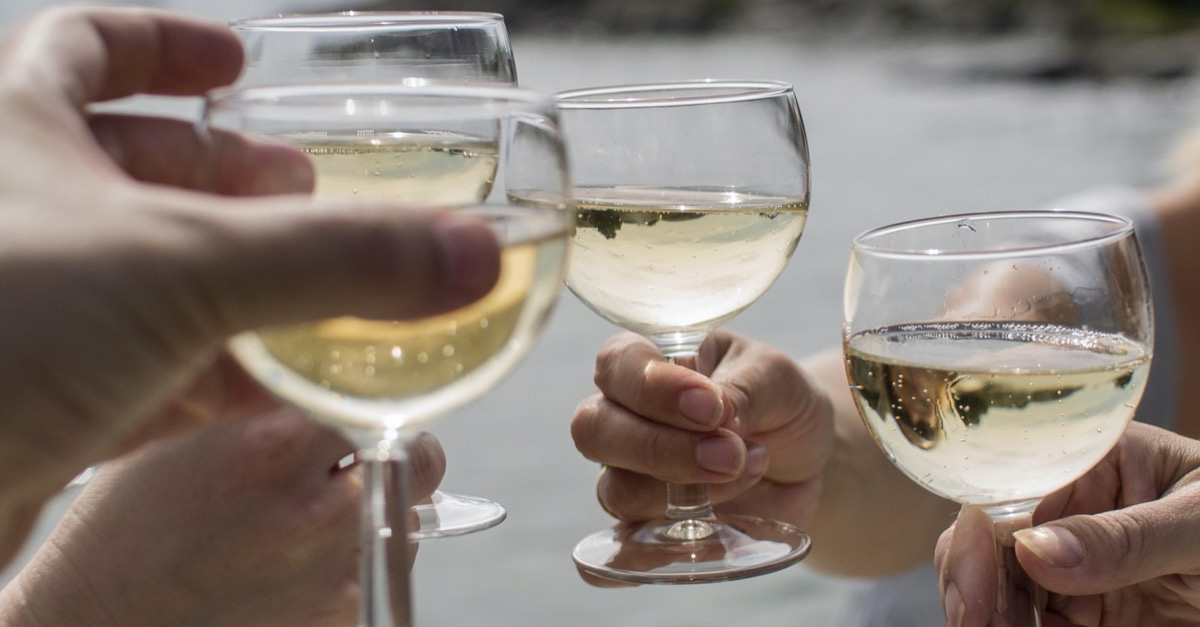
[2,0,1199,624]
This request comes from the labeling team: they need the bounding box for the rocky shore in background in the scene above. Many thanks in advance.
[358,0,1200,81]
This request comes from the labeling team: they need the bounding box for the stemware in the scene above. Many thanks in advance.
[230,11,518,540]
[842,211,1153,626]
[232,12,515,86]
[552,80,813,584]
[204,83,571,625]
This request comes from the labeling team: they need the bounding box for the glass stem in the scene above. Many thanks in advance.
[358,440,412,627]
[984,503,1046,627]
[663,352,717,541]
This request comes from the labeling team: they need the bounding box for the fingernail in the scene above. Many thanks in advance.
[943,581,965,627]
[1014,526,1084,569]
[695,434,740,475]
[435,217,500,303]
[745,443,768,476]
[679,387,723,428]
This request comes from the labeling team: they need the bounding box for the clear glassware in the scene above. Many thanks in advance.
[204,83,571,625]
[230,11,518,540]
[553,80,814,584]
[232,12,516,86]
[842,211,1154,626]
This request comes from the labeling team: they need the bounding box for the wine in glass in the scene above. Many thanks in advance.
[549,80,814,584]
[204,83,571,625]
[230,11,519,540]
[842,211,1153,626]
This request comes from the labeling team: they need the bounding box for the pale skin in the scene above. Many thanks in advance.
[571,131,1200,614]
[936,423,1200,627]
[0,0,497,598]
[0,415,447,627]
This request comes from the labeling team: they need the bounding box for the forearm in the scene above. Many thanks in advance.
[800,349,958,577]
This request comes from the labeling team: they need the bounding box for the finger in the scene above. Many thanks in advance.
[572,395,748,482]
[592,333,727,431]
[1045,593,1102,627]
[156,198,501,336]
[5,7,241,106]
[938,505,998,627]
[709,340,836,482]
[596,445,769,521]
[1015,481,1200,596]
[405,432,447,502]
[90,114,314,196]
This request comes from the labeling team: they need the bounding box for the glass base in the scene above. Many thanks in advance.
[572,514,811,584]
[410,489,507,541]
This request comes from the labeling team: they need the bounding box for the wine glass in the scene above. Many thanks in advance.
[551,80,813,584]
[842,211,1153,626]
[230,11,518,540]
[232,12,516,86]
[204,83,571,625]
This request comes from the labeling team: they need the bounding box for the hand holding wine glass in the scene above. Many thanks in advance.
[936,421,1200,627]
[230,11,523,540]
[0,6,508,574]
[843,211,1154,626]
[204,83,571,626]
[553,80,813,584]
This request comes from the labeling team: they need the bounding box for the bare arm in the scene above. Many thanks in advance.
[800,348,958,576]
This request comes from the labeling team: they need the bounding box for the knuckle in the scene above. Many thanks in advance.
[1097,510,1147,576]
[569,397,604,457]
[641,427,678,481]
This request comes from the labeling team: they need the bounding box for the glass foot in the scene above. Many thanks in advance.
[410,490,507,541]
[572,514,811,584]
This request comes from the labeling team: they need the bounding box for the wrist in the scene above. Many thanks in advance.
[0,530,125,627]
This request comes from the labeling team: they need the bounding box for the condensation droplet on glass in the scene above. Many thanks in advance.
[442,345,455,357]
[479,318,490,329]
[391,346,403,360]
[417,352,429,363]
[364,366,375,376]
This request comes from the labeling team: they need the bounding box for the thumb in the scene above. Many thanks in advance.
[168,196,501,337]
[1014,484,1200,595]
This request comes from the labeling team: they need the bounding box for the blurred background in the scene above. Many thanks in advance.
[2,1,1198,625]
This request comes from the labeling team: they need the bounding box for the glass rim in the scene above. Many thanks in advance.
[205,82,554,119]
[851,210,1136,261]
[229,11,507,32]
[555,79,794,109]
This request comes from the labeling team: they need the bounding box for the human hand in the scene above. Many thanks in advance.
[935,421,1200,626]
[0,411,446,627]
[0,6,498,525]
[571,330,834,538]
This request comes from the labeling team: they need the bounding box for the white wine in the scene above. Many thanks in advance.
[301,131,498,205]
[564,186,807,336]
[844,322,1149,505]
[229,133,568,434]
[257,239,552,396]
